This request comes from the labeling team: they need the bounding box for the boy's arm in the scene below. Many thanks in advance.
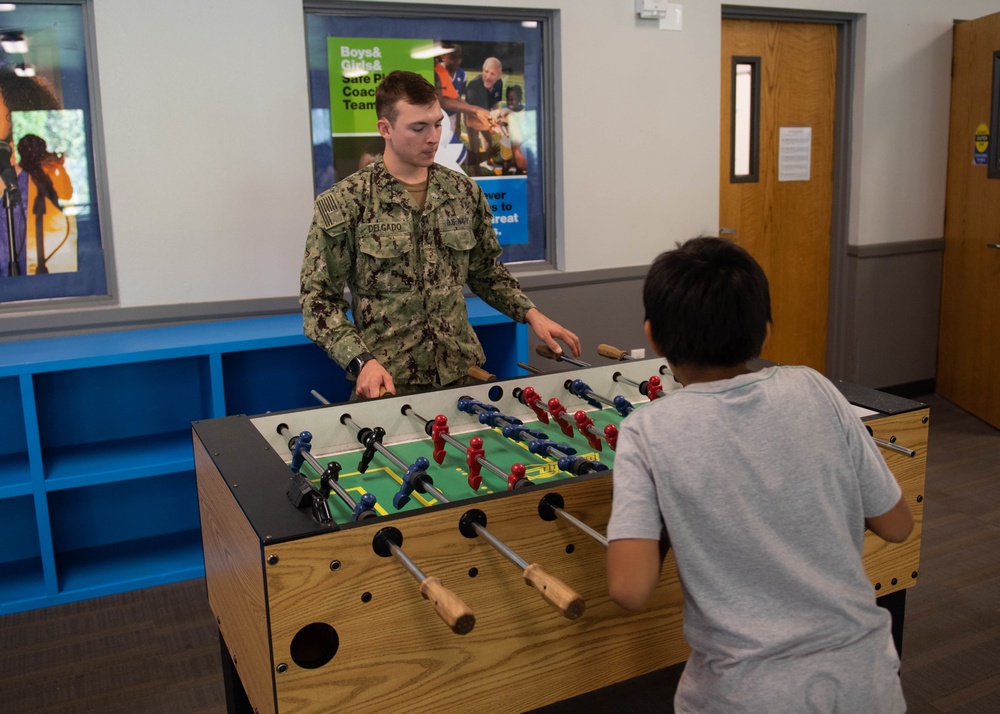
[865,494,914,543]
[607,529,670,611]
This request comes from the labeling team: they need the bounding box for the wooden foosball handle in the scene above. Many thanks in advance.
[597,344,630,361]
[523,563,586,620]
[420,576,476,635]
[467,365,496,382]
[535,344,563,361]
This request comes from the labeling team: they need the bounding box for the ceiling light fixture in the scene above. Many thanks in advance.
[1,32,28,53]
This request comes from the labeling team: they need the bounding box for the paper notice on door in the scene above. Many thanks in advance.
[778,127,812,181]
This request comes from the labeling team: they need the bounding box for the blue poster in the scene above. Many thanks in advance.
[476,176,527,246]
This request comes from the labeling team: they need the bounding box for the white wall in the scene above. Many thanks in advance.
[92,0,315,307]
[69,0,1000,311]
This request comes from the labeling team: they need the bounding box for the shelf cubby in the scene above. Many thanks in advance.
[0,495,46,609]
[50,471,203,597]
[222,343,346,416]
[0,376,30,497]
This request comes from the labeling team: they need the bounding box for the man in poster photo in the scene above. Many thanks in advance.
[300,70,579,399]
[465,57,504,173]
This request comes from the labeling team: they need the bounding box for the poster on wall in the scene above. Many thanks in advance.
[306,12,547,262]
[0,4,108,305]
[11,109,85,275]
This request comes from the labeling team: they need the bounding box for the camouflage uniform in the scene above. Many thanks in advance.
[301,159,535,388]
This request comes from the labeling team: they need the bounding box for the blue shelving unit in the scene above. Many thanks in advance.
[0,302,527,615]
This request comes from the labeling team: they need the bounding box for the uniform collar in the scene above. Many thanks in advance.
[371,159,446,211]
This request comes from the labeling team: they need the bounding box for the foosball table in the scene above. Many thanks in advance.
[192,356,927,714]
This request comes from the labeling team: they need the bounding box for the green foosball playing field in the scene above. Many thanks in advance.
[291,405,624,523]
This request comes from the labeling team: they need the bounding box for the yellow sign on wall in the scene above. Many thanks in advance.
[974,122,989,165]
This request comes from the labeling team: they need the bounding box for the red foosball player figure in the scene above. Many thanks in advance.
[431,414,450,465]
[507,462,530,490]
[604,424,619,451]
[646,375,663,400]
[546,397,574,437]
[520,386,549,423]
[465,436,485,491]
[573,410,603,451]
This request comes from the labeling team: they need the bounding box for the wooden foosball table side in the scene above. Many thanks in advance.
[195,430,278,714]
[861,407,928,597]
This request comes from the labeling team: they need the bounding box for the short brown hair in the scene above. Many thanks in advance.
[375,70,438,124]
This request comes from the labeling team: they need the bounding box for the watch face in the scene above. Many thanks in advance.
[350,352,373,375]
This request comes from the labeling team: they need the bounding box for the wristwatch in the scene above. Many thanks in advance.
[347,351,376,376]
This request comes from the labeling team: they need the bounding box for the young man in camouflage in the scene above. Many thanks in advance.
[301,70,580,399]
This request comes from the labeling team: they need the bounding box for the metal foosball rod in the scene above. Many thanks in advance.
[565,377,635,418]
[458,396,608,475]
[537,492,608,547]
[512,385,573,436]
[276,423,378,522]
[535,344,592,368]
[612,371,665,400]
[331,431,584,619]
[598,343,669,398]
[311,362,493,405]
[372,526,476,635]
[517,361,544,375]
[455,505,587,620]
[402,405,531,490]
[338,412,445,509]
[515,384,620,451]
[571,409,616,452]
[517,385,609,452]
[871,437,917,458]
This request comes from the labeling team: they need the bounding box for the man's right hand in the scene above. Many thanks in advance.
[355,359,395,399]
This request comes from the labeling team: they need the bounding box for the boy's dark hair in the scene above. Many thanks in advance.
[643,236,771,367]
[375,70,438,124]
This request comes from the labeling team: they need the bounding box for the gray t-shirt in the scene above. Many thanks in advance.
[608,365,906,713]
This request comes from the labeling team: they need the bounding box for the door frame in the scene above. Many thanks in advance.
[721,6,860,380]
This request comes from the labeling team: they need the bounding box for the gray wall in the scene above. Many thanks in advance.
[1,245,942,393]
[519,238,946,391]
[520,268,650,374]
[843,240,944,389]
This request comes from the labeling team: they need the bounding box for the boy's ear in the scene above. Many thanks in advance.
[763,321,773,350]
[643,320,664,357]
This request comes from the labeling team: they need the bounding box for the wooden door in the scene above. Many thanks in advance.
[720,19,837,372]
[938,12,1000,429]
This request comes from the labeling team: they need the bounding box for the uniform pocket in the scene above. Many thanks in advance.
[438,229,475,285]
[356,233,416,293]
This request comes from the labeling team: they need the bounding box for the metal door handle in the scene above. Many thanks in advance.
[988,243,1000,249]
[719,227,737,236]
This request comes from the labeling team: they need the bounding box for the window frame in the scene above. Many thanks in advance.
[303,0,561,270]
[729,54,761,184]
[0,0,115,309]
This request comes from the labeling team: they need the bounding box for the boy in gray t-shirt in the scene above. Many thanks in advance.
[606,237,914,713]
